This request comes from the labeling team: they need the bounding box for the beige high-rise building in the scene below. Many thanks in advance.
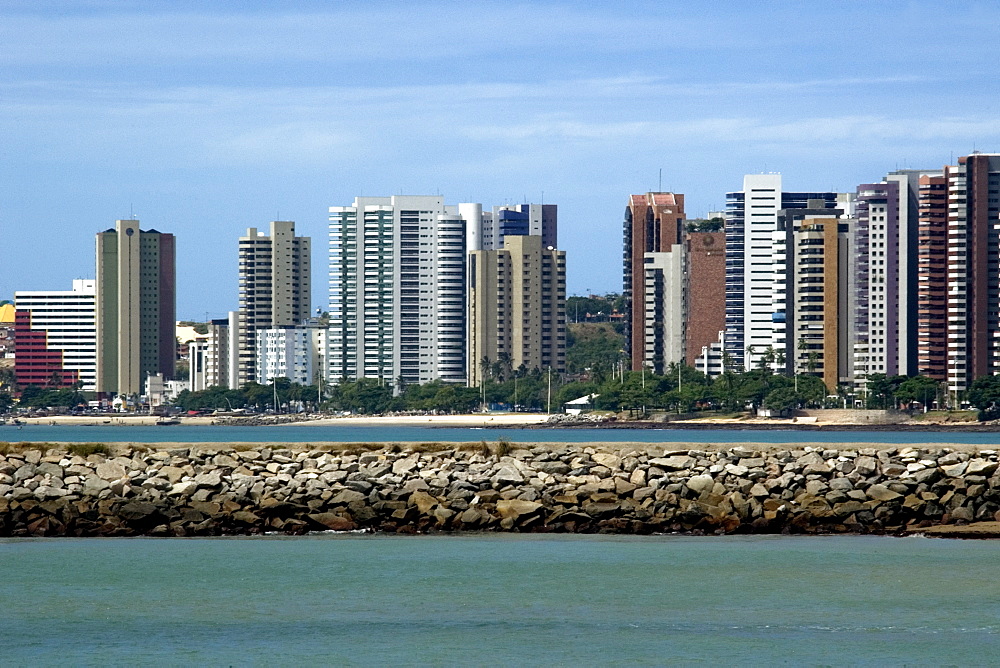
[791,215,853,392]
[468,235,566,387]
[234,221,311,386]
[95,220,176,397]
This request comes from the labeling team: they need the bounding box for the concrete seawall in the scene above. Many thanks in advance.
[2,441,999,537]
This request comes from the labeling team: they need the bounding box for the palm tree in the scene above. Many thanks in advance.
[497,352,513,383]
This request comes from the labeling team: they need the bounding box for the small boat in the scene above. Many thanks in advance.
[155,417,181,426]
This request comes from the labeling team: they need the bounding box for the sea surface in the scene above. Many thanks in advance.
[2,422,1000,446]
[2,534,999,665]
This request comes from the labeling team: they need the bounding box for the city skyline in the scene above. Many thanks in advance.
[2,2,999,318]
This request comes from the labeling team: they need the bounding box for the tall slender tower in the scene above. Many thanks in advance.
[623,192,685,371]
[916,172,949,381]
[95,220,176,396]
[234,221,311,386]
[946,153,1000,393]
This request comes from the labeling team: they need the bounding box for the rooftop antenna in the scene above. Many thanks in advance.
[658,168,662,192]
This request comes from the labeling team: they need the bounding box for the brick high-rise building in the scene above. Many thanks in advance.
[623,192,685,370]
[916,172,949,381]
[684,231,726,365]
[946,153,1000,393]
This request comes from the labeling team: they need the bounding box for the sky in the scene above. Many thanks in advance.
[2,1,999,320]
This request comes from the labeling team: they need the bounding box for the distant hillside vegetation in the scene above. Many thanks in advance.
[566,322,625,374]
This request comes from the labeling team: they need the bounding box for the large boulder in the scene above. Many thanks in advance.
[96,461,126,481]
[649,455,694,471]
[496,499,542,519]
[493,465,524,485]
[308,513,355,531]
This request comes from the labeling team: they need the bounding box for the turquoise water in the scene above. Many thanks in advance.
[2,534,999,665]
[2,423,999,445]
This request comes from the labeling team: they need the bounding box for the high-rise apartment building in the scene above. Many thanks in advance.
[945,153,1000,393]
[851,170,934,392]
[14,279,97,391]
[471,204,557,251]
[684,231,726,365]
[204,317,231,389]
[724,176,838,370]
[791,215,854,391]
[623,192,685,370]
[640,245,686,374]
[95,220,175,396]
[468,235,566,387]
[234,221,311,387]
[328,196,471,386]
[916,172,949,381]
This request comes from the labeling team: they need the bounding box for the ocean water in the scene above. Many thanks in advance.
[2,534,999,666]
[2,422,999,446]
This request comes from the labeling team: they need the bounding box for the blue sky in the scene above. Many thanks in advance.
[2,1,998,319]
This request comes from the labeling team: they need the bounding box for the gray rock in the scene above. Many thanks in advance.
[649,455,694,470]
[159,466,186,483]
[591,453,621,469]
[798,453,831,475]
[686,474,715,494]
[96,461,126,481]
[854,456,878,476]
[866,484,902,502]
[534,461,571,475]
[82,475,110,495]
[194,471,222,488]
[213,454,240,468]
[493,465,524,485]
[738,458,766,468]
[330,489,367,505]
[168,481,198,496]
[392,456,418,475]
[403,477,430,492]
[36,462,63,477]
[941,462,967,477]
[829,477,853,491]
[966,459,998,477]
[13,465,37,483]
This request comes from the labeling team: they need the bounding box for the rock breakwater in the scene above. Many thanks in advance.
[2,442,1000,537]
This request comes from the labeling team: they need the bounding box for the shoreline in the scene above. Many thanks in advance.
[7,411,999,432]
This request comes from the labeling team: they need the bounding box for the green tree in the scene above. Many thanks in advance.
[967,375,1000,414]
[763,386,799,412]
[895,375,941,409]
